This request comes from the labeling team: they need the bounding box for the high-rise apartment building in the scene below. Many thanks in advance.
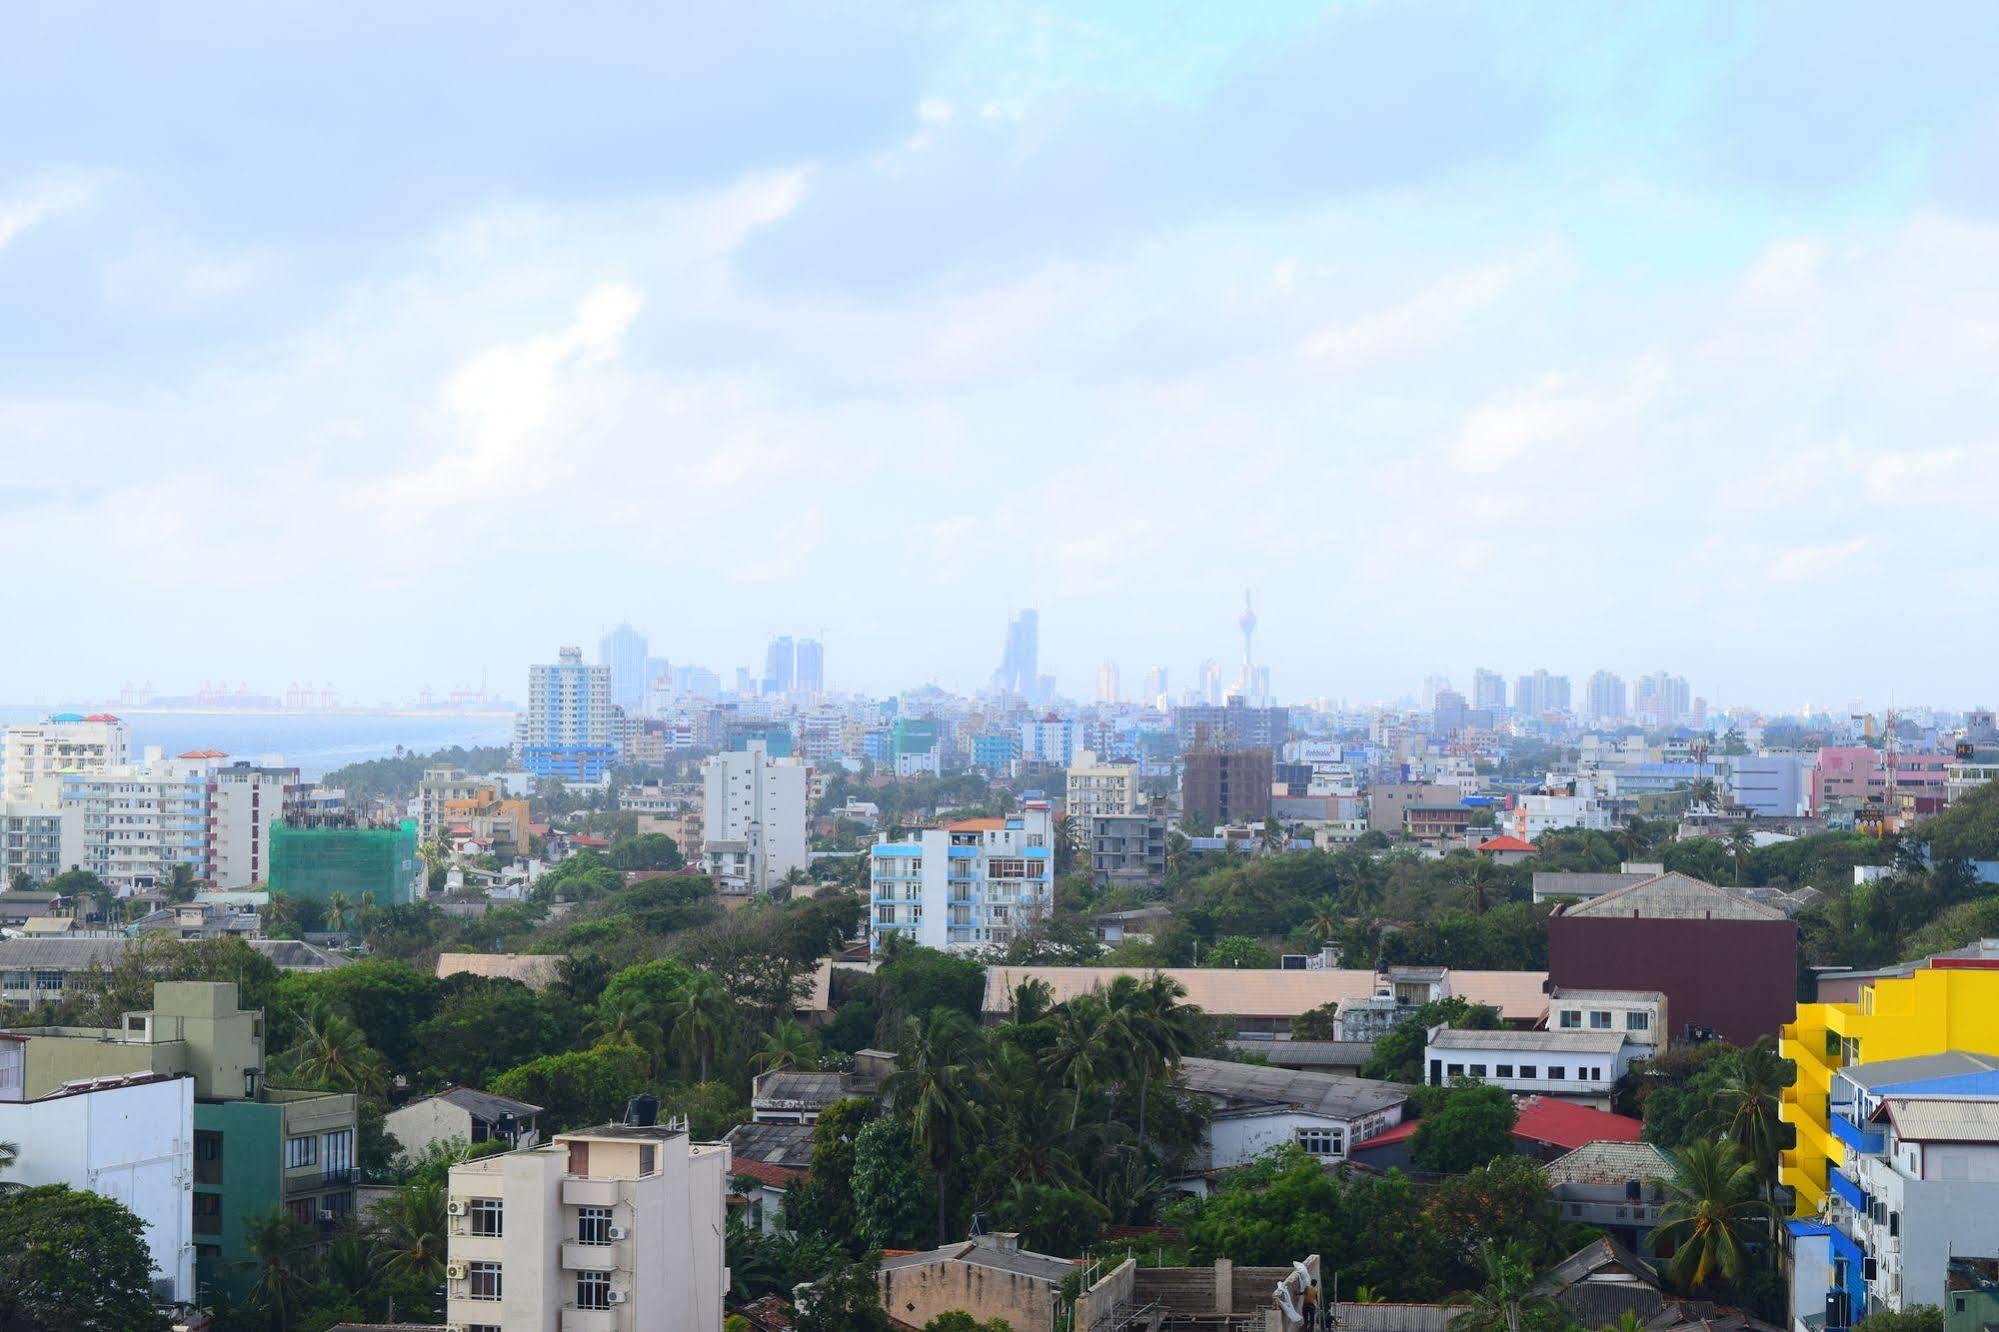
[598,623,649,714]
[57,756,214,893]
[208,761,301,889]
[1634,672,1691,728]
[1512,669,1571,717]
[868,800,1054,952]
[444,1110,730,1332]
[699,741,808,893]
[1142,667,1169,703]
[1067,751,1141,818]
[994,610,1039,696]
[1584,670,1628,724]
[3,712,131,800]
[1432,689,1468,733]
[1471,668,1508,711]
[763,635,795,695]
[1173,699,1289,751]
[794,638,824,694]
[519,647,617,782]
[1095,661,1121,705]
[1181,748,1274,824]
[0,801,65,886]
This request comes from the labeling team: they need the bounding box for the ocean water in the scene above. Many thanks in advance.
[0,707,517,780]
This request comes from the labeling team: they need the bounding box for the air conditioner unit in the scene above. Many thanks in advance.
[607,1290,628,1305]
[445,1261,469,1281]
[607,1225,628,1241]
[446,1199,468,1216]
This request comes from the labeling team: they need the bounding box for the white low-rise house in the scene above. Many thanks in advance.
[1171,1057,1408,1194]
[1545,988,1668,1058]
[1424,1027,1635,1110]
[0,1052,195,1304]
[386,1087,542,1161]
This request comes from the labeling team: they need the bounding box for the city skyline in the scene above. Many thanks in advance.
[8,6,1999,705]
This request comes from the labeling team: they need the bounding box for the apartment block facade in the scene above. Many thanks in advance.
[700,740,808,893]
[2,712,130,800]
[519,647,618,782]
[445,1119,729,1332]
[208,761,301,888]
[869,801,1055,952]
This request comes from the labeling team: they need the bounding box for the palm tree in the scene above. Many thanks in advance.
[1041,995,1115,1132]
[1727,826,1758,887]
[667,971,732,1083]
[1306,897,1343,943]
[885,1008,984,1244]
[325,891,352,933]
[418,838,453,886]
[1709,1041,1791,1248]
[1601,1312,1648,1332]
[371,1175,448,1287]
[753,1019,820,1074]
[1615,820,1653,865]
[1343,866,1387,917]
[242,1207,316,1329]
[1008,977,1054,1027]
[0,1140,19,1195]
[359,889,376,921]
[1462,858,1501,917]
[1108,973,1202,1143]
[278,1004,386,1097]
[1649,1139,1772,1290]
[1448,1242,1564,1332]
[1689,778,1719,810]
[1260,817,1287,856]
[982,1042,1082,1188]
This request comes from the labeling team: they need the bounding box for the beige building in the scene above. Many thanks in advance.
[1065,751,1141,818]
[877,1232,1078,1332]
[3,713,130,800]
[445,1114,730,1332]
[1366,782,1462,834]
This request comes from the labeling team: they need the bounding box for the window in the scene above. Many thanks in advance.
[194,1191,222,1235]
[469,1198,503,1237]
[577,1270,613,1310]
[287,1198,316,1226]
[640,1145,657,1176]
[322,1129,353,1179]
[1547,1066,1567,1081]
[1559,1010,1581,1029]
[1496,1065,1514,1079]
[1889,1211,1900,1238]
[1589,1011,1613,1030]
[284,1135,317,1169]
[578,1206,613,1245]
[1446,1063,1464,1078]
[1519,1065,1538,1079]
[469,1261,503,1300]
[1626,1011,1651,1031]
[1469,1064,1487,1079]
[195,1130,224,1185]
[1295,1127,1345,1157]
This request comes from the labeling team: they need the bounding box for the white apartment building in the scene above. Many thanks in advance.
[869,800,1054,953]
[0,1050,196,1303]
[1423,1027,1635,1110]
[517,647,619,783]
[1018,716,1075,767]
[699,741,808,893]
[1066,751,1141,818]
[1510,777,1615,841]
[57,755,215,893]
[1546,987,1668,1058]
[0,800,67,886]
[209,762,299,889]
[445,1117,730,1332]
[3,713,131,800]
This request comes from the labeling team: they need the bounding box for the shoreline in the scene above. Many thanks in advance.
[1,706,517,720]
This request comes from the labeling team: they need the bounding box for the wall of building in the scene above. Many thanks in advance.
[1547,916,1798,1045]
[880,1254,1061,1332]
[384,1098,475,1160]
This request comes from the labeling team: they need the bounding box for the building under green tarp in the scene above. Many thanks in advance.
[268,818,422,906]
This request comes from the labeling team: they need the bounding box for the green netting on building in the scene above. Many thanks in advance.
[268,819,422,906]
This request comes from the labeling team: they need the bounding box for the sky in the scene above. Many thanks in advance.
[5,2,1999,712]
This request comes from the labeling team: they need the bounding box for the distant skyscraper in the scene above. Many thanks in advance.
[1143,666,1169,703]
[762,635,796,694]
[1197,659,1223,706]
[598,622,648,713]
[1513,669,1571,717]
[1433,689,1469,733]
[994,610,1039,695]
[1635,671,1692,728]
[1236,590,1258,695]
[1422,675,1453,711]
[1096,661,1121,705]
[795,638,824,694]
[1585,670,1628,723]
[1472,668,1507,711]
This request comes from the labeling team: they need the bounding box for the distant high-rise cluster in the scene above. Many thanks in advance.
[1585,669,1628,723]
[1514,668,1571,716]
[758,633,824,695]
[1471,668,1508,711]
[994,609,1040,697]
[598,622,648,713]
[1096,660,1121,705]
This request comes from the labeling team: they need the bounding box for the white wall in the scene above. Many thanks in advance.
[0,1076,195,1302]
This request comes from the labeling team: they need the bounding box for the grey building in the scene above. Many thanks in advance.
[1084,813,1167,886]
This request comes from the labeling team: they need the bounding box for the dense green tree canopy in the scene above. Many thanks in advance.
[0,1186,169,1332]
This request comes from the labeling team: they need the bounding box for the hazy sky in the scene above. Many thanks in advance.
[5,3,1998,711]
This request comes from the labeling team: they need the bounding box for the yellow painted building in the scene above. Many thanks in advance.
[1779,963,1999,1214]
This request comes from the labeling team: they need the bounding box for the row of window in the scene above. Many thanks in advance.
[1295,1127,1346,1157]
[1556,1009,1651,1031]
[462,1200,617,1245]
[1436,1061,1610,1083]
[285,1129,355,1175]
[461,1262,616,1310]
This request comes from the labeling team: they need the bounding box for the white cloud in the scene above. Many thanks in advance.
[1302,250,1552,367]
[0,174,99,251]
[1768,538,1869,585]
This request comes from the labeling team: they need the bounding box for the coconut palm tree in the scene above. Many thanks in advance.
[1448,1242,1564,1332]
[585,998,666,1073]
[325,891,352,933]
[667,971,732,1083]
[371,1175,448,1287]
[1306,896,1344,943]
[1709,1041,1791,1248]
[1007,977,1055,1027]
[1041,995,1115,1133]
[885,1008,984,1244]
[0,1140,19,1195]
[1726,826,1758,887]
[753,1019,820,1074]
[241,1207,316,1329]
[1615,820,1653,864]
[1108,972,1202,1143]
[1462,857,1502,917]
[1649,1139,1772,1290]
[278,1004,386,1098]
[982,1042,1082,1188]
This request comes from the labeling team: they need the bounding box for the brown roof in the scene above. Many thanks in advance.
[435,952,565,990]
[984,966,1549,1022]
[1560,872,1785,921]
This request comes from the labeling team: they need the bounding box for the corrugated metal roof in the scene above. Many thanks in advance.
[0,937,132,968]
[1841,1052,1999,1090]
[1429,1027,1627,1054]
[1173,1056,1408,1119]
[1881,1098,1999,1142]
[1561,873,1786,921]
[1224,1039,1376,1068]
[1541,1140,1677,1187]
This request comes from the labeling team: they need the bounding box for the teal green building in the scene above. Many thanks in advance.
[268,817,423,906]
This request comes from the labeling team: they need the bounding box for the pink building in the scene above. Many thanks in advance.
[1810,747,1951,813]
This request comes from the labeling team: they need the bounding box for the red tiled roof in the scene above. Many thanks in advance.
[1351,1094,1642,1155]
[731,1159,806,1189]
[179,748,229,759]
[946,817,1007,832]
[1477,835,1539,853]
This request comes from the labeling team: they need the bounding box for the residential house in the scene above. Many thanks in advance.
[877,1232,1078,1332]
[1422,1027,1636,1110]
[1170,1057,1409,1193]
[1349,1094,1643,1172]
[385,1087,542,1161]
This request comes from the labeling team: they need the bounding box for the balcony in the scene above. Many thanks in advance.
[285,1169,354,1196]
[1829,1113,1885,1156]
[561,1306,622,1331]
[562,1240,626,1269]
[1828,1169,1867,1213]
[563,1176,621,1207]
